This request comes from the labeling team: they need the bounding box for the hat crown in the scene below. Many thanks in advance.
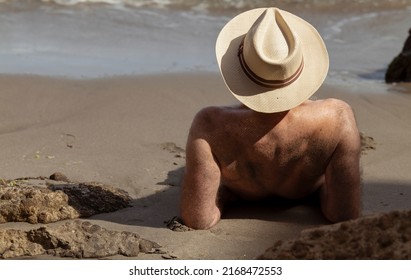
[215,7,329,113]
[242,8,303,82]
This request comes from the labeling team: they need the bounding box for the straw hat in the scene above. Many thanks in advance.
[216,8,329,113]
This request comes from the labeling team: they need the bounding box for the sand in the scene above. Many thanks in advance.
[0,71,410,259]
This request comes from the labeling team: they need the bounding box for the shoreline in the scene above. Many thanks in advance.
[1,71,410,259]
[1,2,410,82]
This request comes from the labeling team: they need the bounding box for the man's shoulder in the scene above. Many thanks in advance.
[189,106,225,138]
[189,105,246,141]
[299,98,355,120]
[192,105,240,125]
[302,98,360,145]
[289,98,358,142]
[192,106,222,126]
[319,98,356,123]
[194,106,224,118]
[303,98,352,110]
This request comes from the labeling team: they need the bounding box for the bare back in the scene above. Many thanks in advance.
[200,99,346,198]
[181,98,361,229]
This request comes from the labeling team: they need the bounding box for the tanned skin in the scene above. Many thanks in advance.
[180,99,361,230]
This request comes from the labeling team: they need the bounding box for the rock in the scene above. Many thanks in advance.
[0,174,131,224]
[385,28,411,83]
[49,172,70,182]
[0,220,162,259]
[165,216,194,232]
[259,210,411,259]
[0,229,45,259]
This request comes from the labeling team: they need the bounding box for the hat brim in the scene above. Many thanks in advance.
[216,8,329,113]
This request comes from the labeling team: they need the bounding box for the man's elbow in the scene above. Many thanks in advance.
[324,209,361,224]
[181,210,221,230]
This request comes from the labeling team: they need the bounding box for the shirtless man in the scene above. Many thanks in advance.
[180,8,361,229]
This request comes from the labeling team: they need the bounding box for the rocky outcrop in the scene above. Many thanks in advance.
[385,28,411,83]
[0,220,161,259]
[0,174,167,259]
[259,210,411,259]
[0,173,131,224]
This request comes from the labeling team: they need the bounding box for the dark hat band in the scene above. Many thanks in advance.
[238,38,304,89]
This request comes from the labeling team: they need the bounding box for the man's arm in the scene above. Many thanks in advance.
[320,101,362,223]
[180,110,222,229]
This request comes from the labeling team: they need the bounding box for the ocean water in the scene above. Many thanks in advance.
[0,0,410,88]
[1,0,410,10]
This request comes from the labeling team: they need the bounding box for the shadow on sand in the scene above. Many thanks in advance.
[90,164,411,231]
[91,166,330,228]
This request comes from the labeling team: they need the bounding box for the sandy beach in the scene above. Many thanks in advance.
[1,0,411,259]
[1,72,410,259]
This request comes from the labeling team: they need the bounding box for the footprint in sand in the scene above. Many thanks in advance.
[160,142,185,158]
[360,133,376,155]
[62,133,76,148]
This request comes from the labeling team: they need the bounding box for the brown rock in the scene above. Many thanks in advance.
[0,229,45,259]
[49,172,70,182]
[0,174,131,224]
[0,221,161,259]
[385,28,411,83]
[165,216,194,232]
[259,210,411,260]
